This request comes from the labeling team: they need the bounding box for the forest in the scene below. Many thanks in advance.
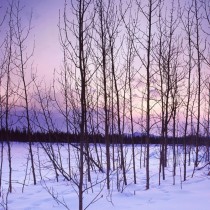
[0,0,210,209]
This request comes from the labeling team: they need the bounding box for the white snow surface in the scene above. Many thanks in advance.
[1,142,210,210]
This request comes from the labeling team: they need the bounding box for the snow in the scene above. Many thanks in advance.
[1,142,210,210]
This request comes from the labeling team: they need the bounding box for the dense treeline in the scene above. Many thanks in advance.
[0,128,210,146]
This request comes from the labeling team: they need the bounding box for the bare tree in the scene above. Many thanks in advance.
[154,0,182,183]
[0,3,7,197]
[136,0,159,190]
[106,0,128,187]
[4,1,14,193]
[180,1,195,181]
[93,0,112,190]
[121,0,138,184]
[201,0,210,163]
[193,0,203,167]
[12,0,36,185]
[59,0,94,209]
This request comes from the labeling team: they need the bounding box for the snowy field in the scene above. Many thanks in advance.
[1,142,210,210]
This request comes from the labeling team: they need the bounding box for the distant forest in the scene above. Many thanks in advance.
[0,128,209,146]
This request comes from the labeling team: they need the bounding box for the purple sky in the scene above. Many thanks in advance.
[1,0,209,84]
[29,0,65,82]
[1,0,65,83]
[30,0,64,82]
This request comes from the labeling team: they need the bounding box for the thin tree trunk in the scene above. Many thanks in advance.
[194,0,202,168]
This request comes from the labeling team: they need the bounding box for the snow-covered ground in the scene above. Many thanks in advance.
[1,142,210,210]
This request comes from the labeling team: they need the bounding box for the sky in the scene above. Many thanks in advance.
[0,0,210,134]
[1,0,65,83]
[1,0,208,85]
[29,0,64,82]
